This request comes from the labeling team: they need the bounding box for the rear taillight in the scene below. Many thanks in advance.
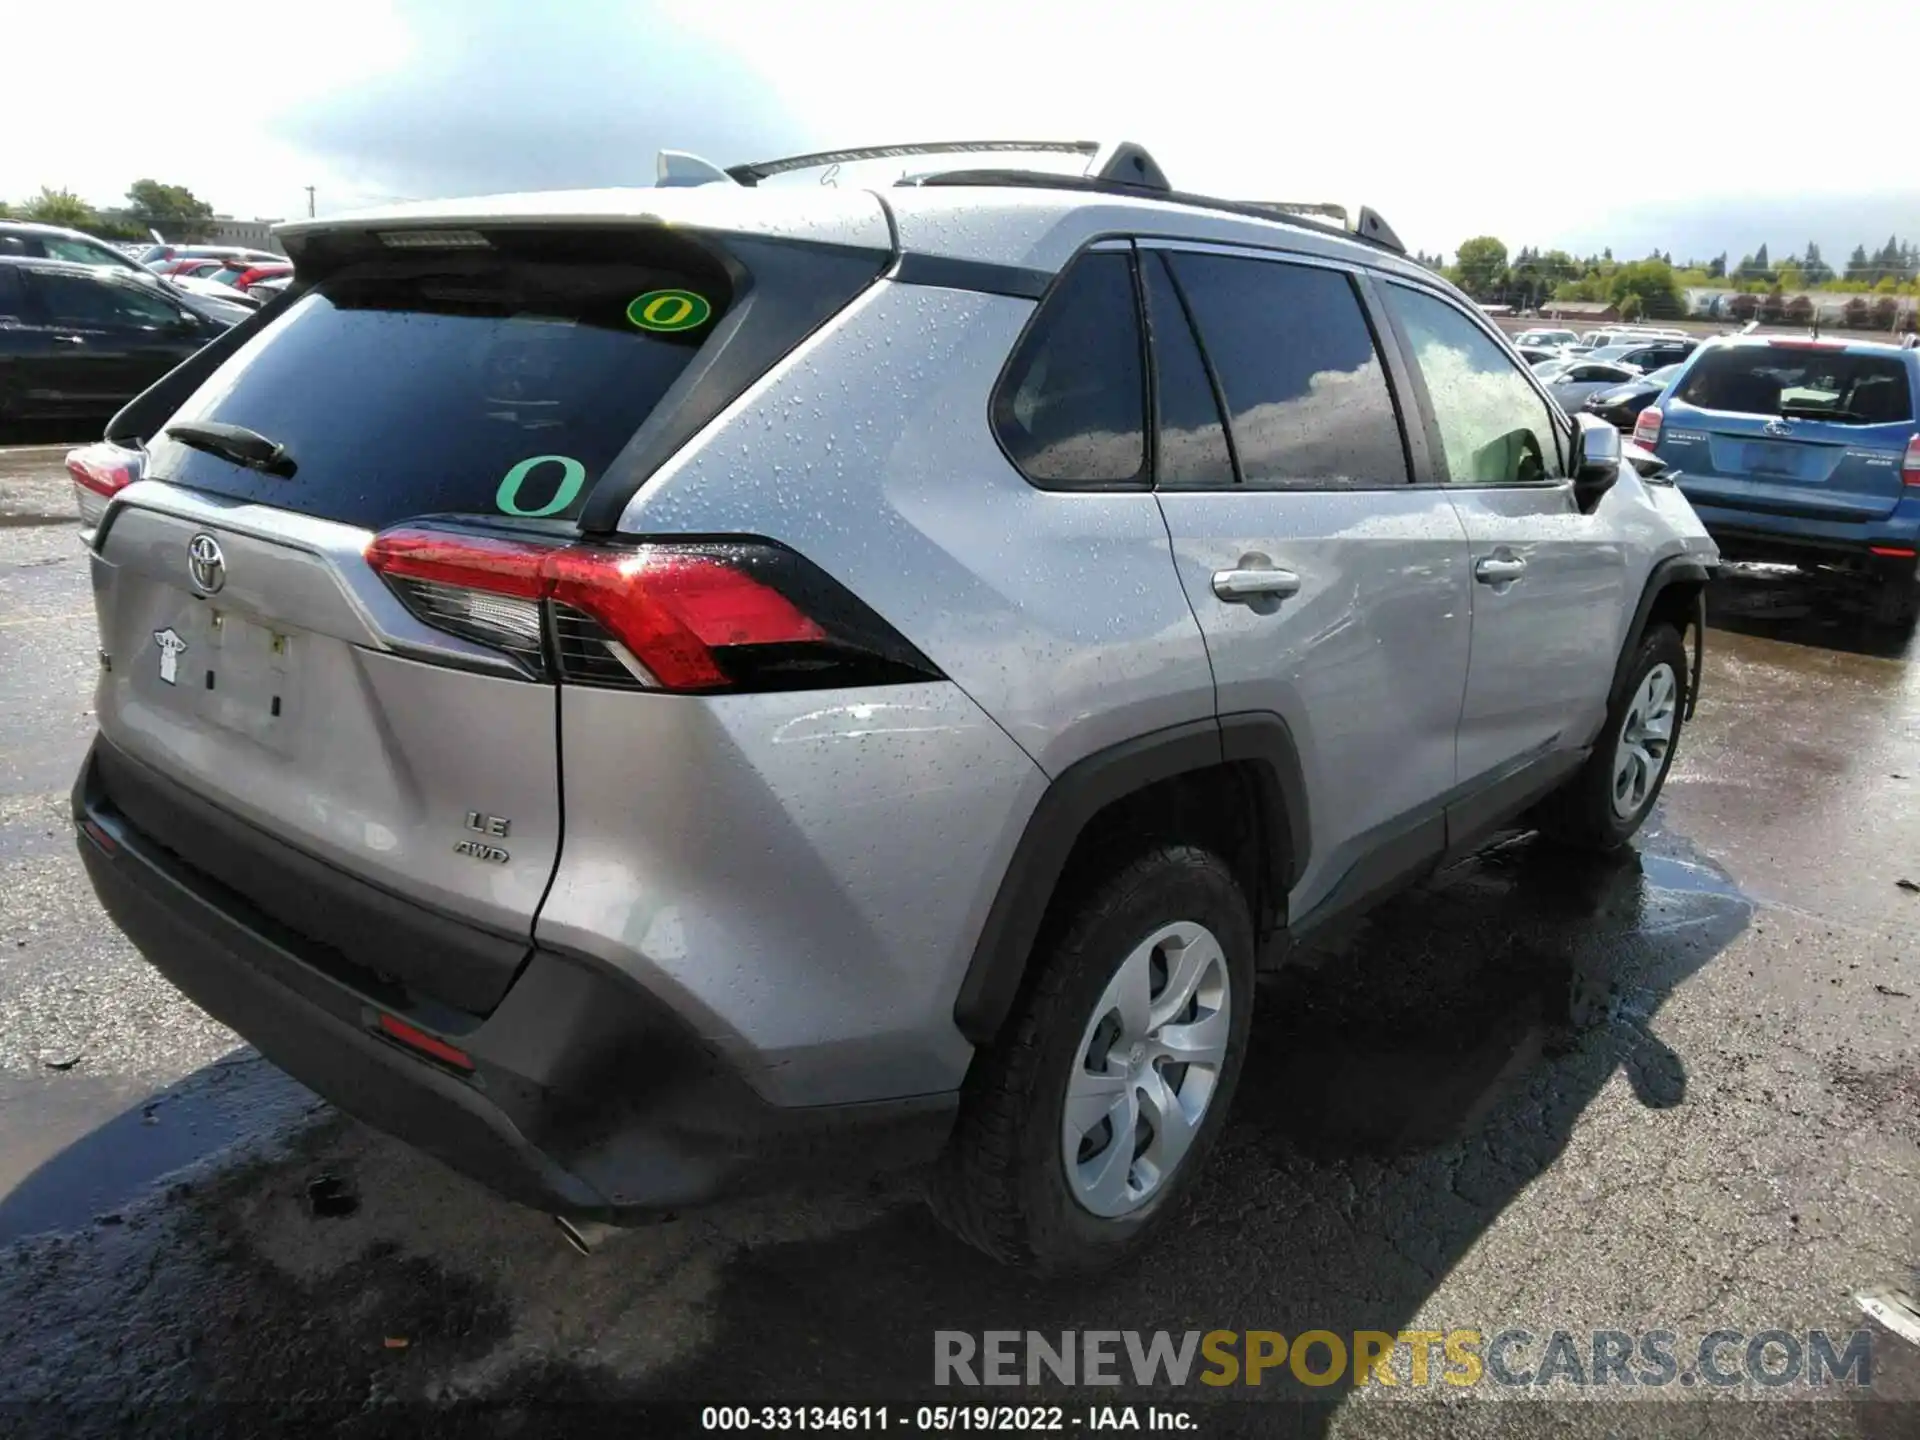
[365,526,941,693]
[1904,435,1920,489]
[1633,407,1662,449]
[66,441,142,530]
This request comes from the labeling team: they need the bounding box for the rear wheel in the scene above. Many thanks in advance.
[931,845,1254,1272]
[1869,573,1920,631]
[1537,624,1688,852]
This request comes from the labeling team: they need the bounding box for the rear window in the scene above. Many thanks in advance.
[154,242,731,528]
[1675,347,1914,425]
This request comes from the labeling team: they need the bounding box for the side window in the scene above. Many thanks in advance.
[1383,283,1567,485]
[26,271,181,329]
[992,251,1146,488]
[1167,252,1409,488]
[0,267,22,321]
[42,236,131,270]
[1140,252,1234,489]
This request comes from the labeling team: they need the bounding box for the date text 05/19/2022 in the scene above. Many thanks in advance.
[700,1405,1196,1432]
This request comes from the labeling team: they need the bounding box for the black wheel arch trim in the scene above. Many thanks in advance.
[1614,554,1712,723]
[952,712,1308,1047]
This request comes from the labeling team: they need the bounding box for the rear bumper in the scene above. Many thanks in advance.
[74,740,955,1219]
[1688,506,1920,580]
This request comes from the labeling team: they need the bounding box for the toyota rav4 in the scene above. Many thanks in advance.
[70,140,1718,1272]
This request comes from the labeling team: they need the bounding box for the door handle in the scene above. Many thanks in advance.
[1474,555,1527,585]
[1212,566,1302,603]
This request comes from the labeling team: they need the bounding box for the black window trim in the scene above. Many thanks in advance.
[1141,247,1244,486]
[987,238,1154,494]
[1138,237,1419,493]
[1371,274,1579,494]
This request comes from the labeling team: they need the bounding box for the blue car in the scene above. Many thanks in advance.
[1635,336,1920,626]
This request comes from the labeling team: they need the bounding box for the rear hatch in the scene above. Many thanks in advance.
[88,221,837,1014]
[1655,342,1917,524]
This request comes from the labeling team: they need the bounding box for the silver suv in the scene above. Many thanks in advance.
[71,141,1719,1272]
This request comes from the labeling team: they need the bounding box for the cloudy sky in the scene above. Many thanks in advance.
[10,0,1917,263]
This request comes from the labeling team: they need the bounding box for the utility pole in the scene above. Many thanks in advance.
[305,185,316,218]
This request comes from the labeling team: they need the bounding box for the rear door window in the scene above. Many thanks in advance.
[1166,252,1409,488]
[153,241,733,528]
[992,250,1147,488]
[1675,347,1914,425]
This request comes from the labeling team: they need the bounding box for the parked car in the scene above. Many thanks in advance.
[1583,363,1686,431]
[1,221,154,273]
[1515,327,1578,349]
[138,243,282,270]
[0,222,256,323]
[0,257,233,422]
[1516,344,1565,366]
[1637,335,1920,626]
[71,140,1716,1272]
[1541,359,1642,410]
[1568,326,1690,355]
[1589,339,1697,372]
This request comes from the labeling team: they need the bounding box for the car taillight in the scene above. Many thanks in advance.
[1633,407,1662,449]
[66,442,142,530]
[365,525,942,693]
[1904,435,1920,489]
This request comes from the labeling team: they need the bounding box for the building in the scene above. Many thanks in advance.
[207,215,286,253]
[1542,299,1618,323]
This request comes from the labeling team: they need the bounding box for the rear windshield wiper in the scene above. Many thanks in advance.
[1777,405,1868,423]
[165,420,297,477]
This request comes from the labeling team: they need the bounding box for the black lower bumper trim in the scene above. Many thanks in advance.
[74,741,956,1219]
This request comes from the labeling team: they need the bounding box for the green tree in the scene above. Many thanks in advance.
[1707,253,1727,279]
[125,178,215,242]
[21,186,97,229]
[1871,295,1899,330]
[1876,275,1900,294]
[1801,242,1832,285]
[1784,294,1815,325]
[1607,258,1685,320]
[1453,236,1510,299]
[0,198,11,219]
[1845,244,1872,282]
[1776,260,1806,294]
[1618,293,1645,322]
[1842,295,1870,328]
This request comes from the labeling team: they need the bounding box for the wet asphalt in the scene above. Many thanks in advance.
[0,440,1915,1436]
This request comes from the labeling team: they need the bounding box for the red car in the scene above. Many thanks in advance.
[198,260,292,294]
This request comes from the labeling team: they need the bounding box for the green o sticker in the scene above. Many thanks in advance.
[496,455,587,517]
[628,289,712,332]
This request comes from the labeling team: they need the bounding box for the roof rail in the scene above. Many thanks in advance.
[721,139,1171,191]
[656,141,1406,256]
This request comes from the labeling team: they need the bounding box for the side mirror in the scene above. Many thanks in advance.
[1570,413,1621,513]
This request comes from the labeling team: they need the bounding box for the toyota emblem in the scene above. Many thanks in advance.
[187,533,226,594]
[1764,418,1793,438]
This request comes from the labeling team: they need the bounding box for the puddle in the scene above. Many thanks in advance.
[0,1055,313,1244]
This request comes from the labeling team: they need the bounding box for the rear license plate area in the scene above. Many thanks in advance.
[155,604,302,748]
[1743,441,1808,478]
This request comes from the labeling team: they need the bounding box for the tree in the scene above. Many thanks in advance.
[125,178,215,242]
[1728,292,1759,322]
[1784,294,1815,325]
[1870,295,1899,330]
[1841,295,1870,328]
[1607,258,1685,320]
[1619,293,1645,322]
[1453,236,1509,300]
[1801,242,1833,285]
[0,199,11,219]
[1707,253,1727,279]
[1876,275,1900,294]
[21,186,97,229]
[1776,260,1806,294]
[1845,244,1871,282]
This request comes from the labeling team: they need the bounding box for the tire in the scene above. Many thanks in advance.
[1869,574,1919,631]
[930,845,1254,1273]
[1537,624,1688,852]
